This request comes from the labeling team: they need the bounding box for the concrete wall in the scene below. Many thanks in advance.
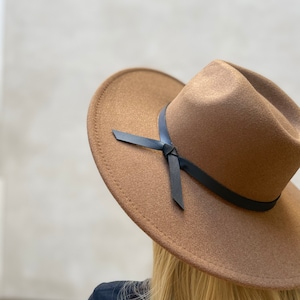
[1,0,300,299]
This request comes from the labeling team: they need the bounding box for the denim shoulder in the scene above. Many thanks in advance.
[88,281,129,300]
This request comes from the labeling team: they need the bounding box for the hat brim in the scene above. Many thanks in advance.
[87,68,300,289]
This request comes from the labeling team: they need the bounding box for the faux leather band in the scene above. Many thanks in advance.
[112,106,280,211]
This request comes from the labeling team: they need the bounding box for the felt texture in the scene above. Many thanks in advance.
[87,60,300,289]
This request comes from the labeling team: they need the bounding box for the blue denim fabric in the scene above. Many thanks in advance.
[88,281,144,300]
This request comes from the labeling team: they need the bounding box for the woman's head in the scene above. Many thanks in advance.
[88,60,300,291]
[151,242,300,300]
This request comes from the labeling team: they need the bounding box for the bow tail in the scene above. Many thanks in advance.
[167,154,184,209]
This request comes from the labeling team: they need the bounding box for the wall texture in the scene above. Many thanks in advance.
[1,0,300,299]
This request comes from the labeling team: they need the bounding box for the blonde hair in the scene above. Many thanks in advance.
[151,242,300,300]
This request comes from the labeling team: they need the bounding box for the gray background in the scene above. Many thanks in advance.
[1,0,300,299]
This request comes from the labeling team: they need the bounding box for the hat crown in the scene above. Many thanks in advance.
[167,60,300,202]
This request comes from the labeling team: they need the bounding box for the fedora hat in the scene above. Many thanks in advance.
[87,60,300,289]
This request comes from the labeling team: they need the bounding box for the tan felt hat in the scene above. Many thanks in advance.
[87,60,300,289]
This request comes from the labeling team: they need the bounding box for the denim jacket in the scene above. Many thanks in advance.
[88,281,146,300]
